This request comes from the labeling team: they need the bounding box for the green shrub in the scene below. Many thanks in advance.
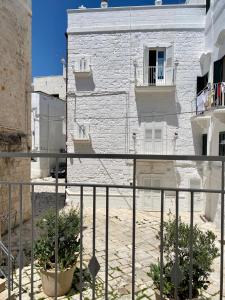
[34,207,80,271]
[148,218,219,299]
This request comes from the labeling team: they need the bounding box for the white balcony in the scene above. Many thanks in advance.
[135,66,175,93]
[72,123,91,143]
[137,139,175,155]
[73,55,92,77]
[195,82,225,117]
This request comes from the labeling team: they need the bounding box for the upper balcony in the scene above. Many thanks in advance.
[195,82,225,117]
[135,65,176,94]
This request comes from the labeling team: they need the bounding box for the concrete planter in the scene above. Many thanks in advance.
[40,264,76,297]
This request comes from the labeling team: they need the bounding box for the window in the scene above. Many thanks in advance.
[206,0,210,14]
[202,134,207,156]
[214,56,225,83]
[143,45,173,86]
[219,132,225,156]
[148,49,165,85]
[144,127,163,154]
[197,73,208,94]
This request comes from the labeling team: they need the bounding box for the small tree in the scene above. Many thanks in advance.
[34,208,80,271]
[148,218,219,299]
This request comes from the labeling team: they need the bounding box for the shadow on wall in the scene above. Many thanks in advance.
[73,142,95,154]
[75,76,95,92]
[135,90,179,127]
[191,120,204,156]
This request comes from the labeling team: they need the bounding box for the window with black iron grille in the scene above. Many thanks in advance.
[202,134,207,155]
[219,132,225,156]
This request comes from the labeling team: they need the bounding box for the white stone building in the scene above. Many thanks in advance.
[33,74,66,101]
[31,92,66,178]
[66,0,210,210]
[191,0,225,224]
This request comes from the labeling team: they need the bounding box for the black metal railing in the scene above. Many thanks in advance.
[0,152,224,299]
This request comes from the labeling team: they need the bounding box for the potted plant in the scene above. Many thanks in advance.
[148,218,219,300]
[34,207,80,297]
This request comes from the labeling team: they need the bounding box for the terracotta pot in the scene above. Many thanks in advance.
[40,265,76,297]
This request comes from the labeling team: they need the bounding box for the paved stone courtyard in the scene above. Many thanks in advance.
[1,178,224,299]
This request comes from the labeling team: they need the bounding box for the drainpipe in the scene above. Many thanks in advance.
[65,32,68,193]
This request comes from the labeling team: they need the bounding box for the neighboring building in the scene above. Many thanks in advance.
[0,0,32,232]
[66,0,207,210]
[191,0,225,225]
[33,69,66,100]
[31,92,66,178]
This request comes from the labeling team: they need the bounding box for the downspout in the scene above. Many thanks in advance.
[65,32,68,192]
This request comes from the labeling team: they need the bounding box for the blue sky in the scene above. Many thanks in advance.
[32,0,186,77]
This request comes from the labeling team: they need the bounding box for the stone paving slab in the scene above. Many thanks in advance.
[6,208,225,299]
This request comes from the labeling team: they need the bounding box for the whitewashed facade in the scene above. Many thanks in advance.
[66,1,207,210]
[33,74,66,101]
[31,92,66,178]
[191,0,225,224]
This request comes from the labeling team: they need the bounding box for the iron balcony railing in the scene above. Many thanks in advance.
[196,82,225,115]
[0,152,224,300]
[135,65,175,87]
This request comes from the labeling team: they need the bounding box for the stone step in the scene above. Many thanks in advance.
[0,290,15,300]
[0,278,6,293]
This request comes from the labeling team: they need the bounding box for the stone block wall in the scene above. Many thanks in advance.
[0,0,32,234]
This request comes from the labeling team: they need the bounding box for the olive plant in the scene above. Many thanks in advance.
[34,208,80,271]
[148,218,219,299]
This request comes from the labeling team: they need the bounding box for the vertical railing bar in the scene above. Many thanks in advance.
[132,158,136,300]
[174,190,179,300]
[8,184,12,299]
[19,184,23,300]
[80,186,83,300]
[105,187,109,299]
[54,158,59,300]
[92,186,96,300]
[189,192,194,300]
[220,161,224,300]
[160,190,164,300]
[31,185,35,299]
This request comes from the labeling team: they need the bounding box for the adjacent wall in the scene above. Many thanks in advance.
[0,0,32,233]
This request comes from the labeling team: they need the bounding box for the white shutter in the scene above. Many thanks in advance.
[145,129,152,140]
[144,128,153,154]
[166,44,174,67]
[166,44,174,85]
[154,129,163,154]
[73,55,81,72]
[154,129,162,140]
[143,47,149,85]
